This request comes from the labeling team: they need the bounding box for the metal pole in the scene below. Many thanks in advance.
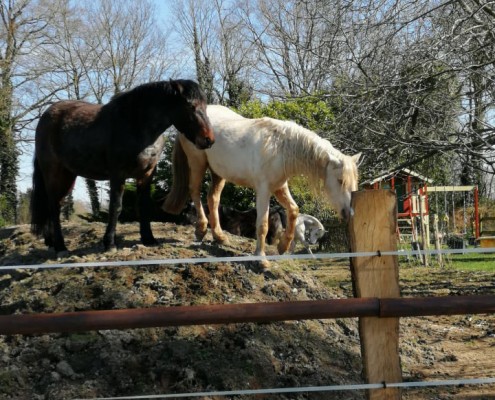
[1,296,493,335]
[474,186,480,239]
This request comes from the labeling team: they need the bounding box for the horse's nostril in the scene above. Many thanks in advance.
[206,136,215,147]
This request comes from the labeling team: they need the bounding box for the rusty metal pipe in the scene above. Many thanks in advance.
[0,295,493,335]
[379,295,495,317]
[0,298,378,335]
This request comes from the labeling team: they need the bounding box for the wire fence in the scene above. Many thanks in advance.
[72,378,495,400]
[2,246,494,272]
[1,236,494,400]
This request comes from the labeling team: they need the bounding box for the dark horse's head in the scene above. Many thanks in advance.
[169,79,214,149]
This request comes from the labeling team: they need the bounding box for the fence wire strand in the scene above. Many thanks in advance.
[2,246,494,272]
[72,378,495,400]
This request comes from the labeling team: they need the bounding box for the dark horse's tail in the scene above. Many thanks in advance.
[30,156,49,236]
[162,136,190,214]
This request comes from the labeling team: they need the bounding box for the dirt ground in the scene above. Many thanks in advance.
[0,221,494,400]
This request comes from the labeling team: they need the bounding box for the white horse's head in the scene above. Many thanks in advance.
[308,227,326,244]
[323,152,361,221]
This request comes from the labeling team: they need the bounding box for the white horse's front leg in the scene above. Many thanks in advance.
[290,223,304,254]
[289,239,296,254]
[255,189,271,268]
[191,185,208,242]
[188,164,208,242]
[274,184,299,254]
[304,241,314,255]
[207,171,229,245]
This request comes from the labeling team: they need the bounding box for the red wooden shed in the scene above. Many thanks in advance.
[362,168,432,218]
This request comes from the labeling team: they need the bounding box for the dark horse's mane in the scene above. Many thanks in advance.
[108,80,203,107]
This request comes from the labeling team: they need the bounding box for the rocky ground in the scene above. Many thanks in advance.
[0,221,494,400]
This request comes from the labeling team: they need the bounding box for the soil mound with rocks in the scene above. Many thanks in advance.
[1,221,493,400]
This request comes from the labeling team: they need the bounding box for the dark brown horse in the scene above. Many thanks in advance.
[31,79,214,255]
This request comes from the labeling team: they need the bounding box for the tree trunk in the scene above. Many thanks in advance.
[86,179,101,218]
[0,80,18,225]
[193,24,215,103]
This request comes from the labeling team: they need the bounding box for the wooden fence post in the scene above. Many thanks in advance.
[348,190,402,400]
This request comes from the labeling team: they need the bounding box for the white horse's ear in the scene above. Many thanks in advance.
[352,152,363,166]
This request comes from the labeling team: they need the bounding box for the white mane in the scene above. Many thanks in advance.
[254,117,351,189]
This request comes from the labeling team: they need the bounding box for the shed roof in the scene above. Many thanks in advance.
[363,168,434,186]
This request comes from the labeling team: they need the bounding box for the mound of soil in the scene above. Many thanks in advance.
[0,221,494,400]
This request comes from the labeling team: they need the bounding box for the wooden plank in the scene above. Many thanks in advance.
[479,237,495,248]
[349,190,402,400]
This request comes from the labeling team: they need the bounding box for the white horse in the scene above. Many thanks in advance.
[163,105,361,266]
[289,213,326,255]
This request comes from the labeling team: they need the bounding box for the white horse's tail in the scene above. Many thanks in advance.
[162,135,191,214]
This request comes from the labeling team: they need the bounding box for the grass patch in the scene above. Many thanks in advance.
[397,241,494,272]
[446,252,495,271]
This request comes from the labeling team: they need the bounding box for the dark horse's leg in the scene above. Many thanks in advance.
[45,170,76,254]
[137,173,157,246]
[103,179,125,251]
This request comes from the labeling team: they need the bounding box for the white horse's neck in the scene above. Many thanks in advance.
[260,118,344,184]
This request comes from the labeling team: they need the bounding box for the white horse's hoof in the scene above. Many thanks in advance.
[277,241,290,254]
[194,232,207,242]
[214,236,230,246]
[259,257,270,269]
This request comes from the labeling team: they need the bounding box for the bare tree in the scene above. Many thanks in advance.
[173,0,254,105]
[235,0,494,189]
[240,0,343,97]
[0,0,65,224]
[80,0,176,98]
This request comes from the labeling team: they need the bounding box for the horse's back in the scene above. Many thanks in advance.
[40,100,100,123]
[37,100,103,144]
[203,112,287,189]
[36,101,102,140]
[207,105,245,121]
[35,100,114,179]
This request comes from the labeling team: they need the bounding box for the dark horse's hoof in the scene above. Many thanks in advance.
[141,237,159,246]
[104,245,118,254]
[56,250,69,259]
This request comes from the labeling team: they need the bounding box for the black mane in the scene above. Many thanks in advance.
[108,80,204,106]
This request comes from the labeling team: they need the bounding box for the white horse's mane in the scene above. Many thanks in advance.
[254,117,358,190]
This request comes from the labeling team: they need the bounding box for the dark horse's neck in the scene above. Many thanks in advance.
[104,81,177,137]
